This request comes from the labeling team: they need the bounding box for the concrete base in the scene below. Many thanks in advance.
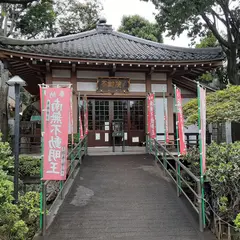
[88,146,146,156]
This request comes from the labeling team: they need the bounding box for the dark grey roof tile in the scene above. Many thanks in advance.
[0,26,224,62]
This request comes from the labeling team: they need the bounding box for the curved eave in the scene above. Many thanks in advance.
[0,49,224,66]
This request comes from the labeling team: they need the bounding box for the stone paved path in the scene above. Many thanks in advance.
[47,155,214,240]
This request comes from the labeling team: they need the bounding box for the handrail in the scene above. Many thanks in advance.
[41,135,88,236]
[148,139,204,232]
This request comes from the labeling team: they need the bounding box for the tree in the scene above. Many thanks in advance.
[118,15,163,43]
[143,0,240,85]
[56,0,102,36]
[16,0,56,39]
[196,32,228,88]
[0,0,102,139]
[183,85,240,125]
[196,32,218,48]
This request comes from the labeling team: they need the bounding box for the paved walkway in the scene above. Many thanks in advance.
[47,155,214,240]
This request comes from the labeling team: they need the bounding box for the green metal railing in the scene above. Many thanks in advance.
[148,139,205,232]
[41,135,88,236]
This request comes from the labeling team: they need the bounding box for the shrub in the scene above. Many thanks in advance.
[19,156,41,177]
[183,141,240,225]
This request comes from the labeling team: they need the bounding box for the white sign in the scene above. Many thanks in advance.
[95,133,100,140]
[124,132,128,140]
[132,137,139,143]
[105,133,109,142]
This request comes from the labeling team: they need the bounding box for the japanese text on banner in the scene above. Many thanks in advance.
[84,98,89,135]
[42,88,71,180]
[176,88,187,155]
[147,94,156,139]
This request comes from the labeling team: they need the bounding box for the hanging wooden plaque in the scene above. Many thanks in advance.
[97,77,130,93]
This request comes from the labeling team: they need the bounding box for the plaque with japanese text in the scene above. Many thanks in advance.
[97,77,130,93]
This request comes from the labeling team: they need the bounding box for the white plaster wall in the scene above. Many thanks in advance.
[151,84,167,93]
[129,83,146,92]
[151,73,167,81]
[77,70,109,79]
[155,98,168,141]
[52,69,71,78]
[77,82,96,91]
[115,72,145,80]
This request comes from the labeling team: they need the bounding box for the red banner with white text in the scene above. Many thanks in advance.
[200,87,206,174]
[42,87,71,180]
[147,93,156,139]
[84,97,89,135]
[79,110,84,140]
[176,88,187,155]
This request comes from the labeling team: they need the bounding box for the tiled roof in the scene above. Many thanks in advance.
[0,22,224,62]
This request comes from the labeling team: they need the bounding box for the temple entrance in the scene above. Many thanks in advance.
[87,99,145,147]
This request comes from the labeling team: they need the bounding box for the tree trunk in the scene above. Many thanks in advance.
[0,62,9,142]
[226,47,240,85]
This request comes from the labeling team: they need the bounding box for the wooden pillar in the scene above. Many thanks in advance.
[146,72,151,93]
[167,75,174,140]
[45,72,52,85]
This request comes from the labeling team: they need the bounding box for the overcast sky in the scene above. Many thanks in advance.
[101,0,191,47]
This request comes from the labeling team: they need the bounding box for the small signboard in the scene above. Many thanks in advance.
[97,77,130,93]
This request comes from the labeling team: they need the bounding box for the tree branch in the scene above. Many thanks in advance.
[0,0,37,3]
[211,8,227,26]
[201,12,229,48]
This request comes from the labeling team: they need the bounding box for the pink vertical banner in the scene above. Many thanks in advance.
[176,88,187,155]
[42,87,71,180]
[200,87,206,173]
[79,112,84,139]
[147,93,156,139]
[84,97,89,135]
[164,99,170,143]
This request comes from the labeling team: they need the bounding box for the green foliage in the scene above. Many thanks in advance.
[19,155,40,177]
[0,202,28,240]
[19,191,40,238]
[56,0,102,36]
[234,214,240,231]
[118,15,163,43]
[0,134,40,240]
[16,0,56,38]
[143,0,240,85]
[196,32,218,48]
[183,85,240,125]
[206,142,240,221]
[0,168,13,204]
[0,133,13,174]
[184,141,240,223]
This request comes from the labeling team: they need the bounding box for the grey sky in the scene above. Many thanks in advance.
[102,0,190,47]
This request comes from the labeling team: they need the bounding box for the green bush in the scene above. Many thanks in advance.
[0,133,14,174]
[0,134,40,240]
[184,141,240,225]
[19,156,41,177]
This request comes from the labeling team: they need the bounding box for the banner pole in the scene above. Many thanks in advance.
[197,83,206,228]
[163,92,167,171]
[39,84,45,231]
[153,93,157,161]
[145,94,149,153]
[174,85,181,197]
